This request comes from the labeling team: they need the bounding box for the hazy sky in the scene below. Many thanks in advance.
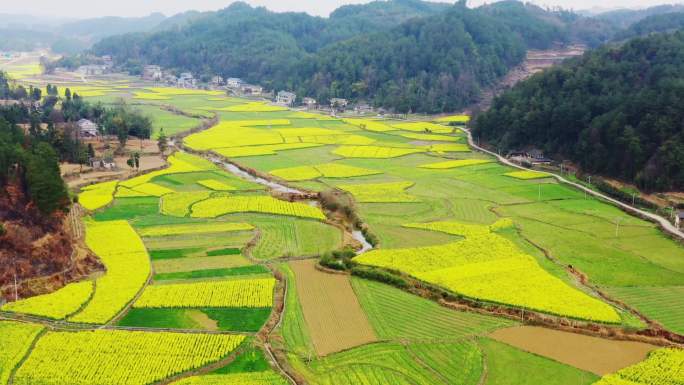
[3,0,684,19]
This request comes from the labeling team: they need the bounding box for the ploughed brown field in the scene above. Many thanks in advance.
[489,326,658,375]
[289,260,377,356]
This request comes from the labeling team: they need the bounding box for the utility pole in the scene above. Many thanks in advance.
[13,270,18,302]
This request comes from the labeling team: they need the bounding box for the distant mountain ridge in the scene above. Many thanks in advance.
[0,12,173,54]
[89,1,582,113]
[57,13,167,41]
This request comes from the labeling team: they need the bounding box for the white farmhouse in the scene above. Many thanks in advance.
[276,91,296,106]
[227,78,243,88]
[77,119,99,138]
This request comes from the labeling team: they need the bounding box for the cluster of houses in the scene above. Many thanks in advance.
[138,65,379,114]
[226,78,264,96]
[142,65,198,88]
[507,150,553,165]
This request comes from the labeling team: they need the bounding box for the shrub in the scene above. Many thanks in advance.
[320,253,347,271]
[351,266,408,288]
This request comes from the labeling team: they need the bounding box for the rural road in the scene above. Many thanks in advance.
[462,128,684,241]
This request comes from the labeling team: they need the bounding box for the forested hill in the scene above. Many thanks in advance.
[474,31,684,192]
[91,1,575,113]
[289,5,526,113]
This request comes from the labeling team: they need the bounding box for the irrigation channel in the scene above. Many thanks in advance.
[205,153,375,255]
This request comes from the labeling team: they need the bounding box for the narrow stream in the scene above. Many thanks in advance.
[352,230,374,255]
[208,156,303,194]
[206,153,376,254]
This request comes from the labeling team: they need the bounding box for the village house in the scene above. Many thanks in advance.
[227,78,243,88]
[354,103,373,114]
[101,55,113,68]
[276,91,297,106]
[143,65,163,81]
[162,72,177,85]
[77,65,107,76]
[302,97,317,109]
[240,84,263,96]
[89,157,117,170]
[211,75,224,86]
[177,72,196,88]
[77,119,99,138]
[507,150,552,165]
[330,98,349,110]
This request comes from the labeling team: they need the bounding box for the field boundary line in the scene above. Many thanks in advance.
[402,342,451,385]
[262,266,300,385]
[475,338,489,385]
[7,327,46,385]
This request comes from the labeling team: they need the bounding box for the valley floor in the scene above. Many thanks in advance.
[0,66,682,385]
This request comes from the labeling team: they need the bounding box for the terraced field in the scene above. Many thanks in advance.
[3,77,682,385]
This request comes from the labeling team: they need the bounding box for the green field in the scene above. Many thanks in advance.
[478,338,598,385]
[295,341,484,385]
[133,104,202,137]
[604,286,684,334]
[226,214,343,259]
[352,278,515,341]
[118,307,271,332]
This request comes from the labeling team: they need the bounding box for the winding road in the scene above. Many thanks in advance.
[462,128,684,240]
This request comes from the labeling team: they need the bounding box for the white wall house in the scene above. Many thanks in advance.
[276,91,296,106]
[77,119,99,138]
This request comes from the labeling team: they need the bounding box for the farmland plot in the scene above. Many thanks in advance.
[298,340,484,385]
[0,322,44,385]
[1,281,93,320]
[69,220,151,324]
[134,278,275,308]
[592,348,684,385]
[190,196,326,220]
[489,326,656,375]
[289,260,377,356]
[352,278,514,341]
[354,220,621,323]
[479,338,598,385]
[13,330,244,385]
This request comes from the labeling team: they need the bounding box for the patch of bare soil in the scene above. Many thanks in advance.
[289,259,377,356]
[62,155,165,188]
[187,310,218,331]
[489,326,657,375]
